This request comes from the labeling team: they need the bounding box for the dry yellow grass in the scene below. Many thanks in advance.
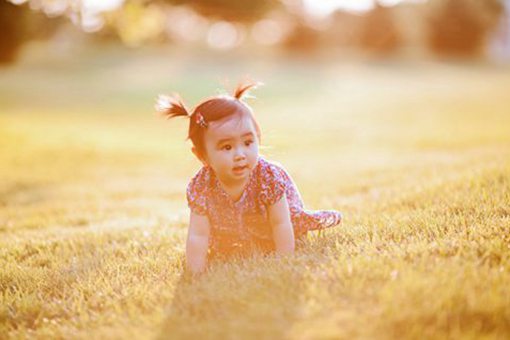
[1,50,509,339]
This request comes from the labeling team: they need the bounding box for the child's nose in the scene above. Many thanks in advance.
[233,147,245,160]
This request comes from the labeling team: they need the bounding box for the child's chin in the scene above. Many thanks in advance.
[231,172,248,180]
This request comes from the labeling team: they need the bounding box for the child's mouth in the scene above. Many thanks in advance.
[233,165,247,173]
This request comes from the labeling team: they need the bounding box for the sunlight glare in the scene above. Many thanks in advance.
[303,0,428,16]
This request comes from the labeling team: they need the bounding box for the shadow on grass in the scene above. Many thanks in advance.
[157,242,310,339]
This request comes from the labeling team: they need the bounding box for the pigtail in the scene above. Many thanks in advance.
[233,80,264,101]
[155,93,190,119]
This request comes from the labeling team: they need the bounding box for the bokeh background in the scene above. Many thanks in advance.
[1,1,510,339]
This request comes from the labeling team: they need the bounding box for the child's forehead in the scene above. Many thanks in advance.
[206,115,256,139]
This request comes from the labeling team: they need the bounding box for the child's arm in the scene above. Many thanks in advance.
[268,193,295,254]
[186,211,210,275]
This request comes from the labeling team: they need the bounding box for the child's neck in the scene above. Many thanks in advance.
[217,176,250,202]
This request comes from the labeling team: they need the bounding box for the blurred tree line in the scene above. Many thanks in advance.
[428,0,504,55]
[163,0,280,22]
[0,0,507,64]
[0,1,65,63]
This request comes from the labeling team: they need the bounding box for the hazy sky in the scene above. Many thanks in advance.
[83,0,124,12]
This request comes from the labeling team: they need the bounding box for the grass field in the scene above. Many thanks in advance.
[1,45,510,339]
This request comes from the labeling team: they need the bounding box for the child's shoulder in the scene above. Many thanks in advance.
[257,155,283,169]
[186,166,211,215]
[259,156,287,173]
[187,165,212,193]
[256,156,290,182]
[255,156,291,205]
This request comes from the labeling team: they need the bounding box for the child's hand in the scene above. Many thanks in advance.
[186,211,210,277]
[183,265,206,282]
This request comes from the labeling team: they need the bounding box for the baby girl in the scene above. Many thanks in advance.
[156,81,342,275]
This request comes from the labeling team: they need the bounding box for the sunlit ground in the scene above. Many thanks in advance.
[1,44,509,339]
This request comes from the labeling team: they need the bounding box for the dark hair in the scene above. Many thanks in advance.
[156,81,263,159]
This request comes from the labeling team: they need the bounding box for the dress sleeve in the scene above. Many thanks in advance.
[186,167,208,216]
[259,161,287,206]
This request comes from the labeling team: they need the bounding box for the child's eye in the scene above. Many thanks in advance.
[221,145,232,151]
[244,140,253,146]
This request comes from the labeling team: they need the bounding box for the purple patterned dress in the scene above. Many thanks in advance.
[186,156,342,258]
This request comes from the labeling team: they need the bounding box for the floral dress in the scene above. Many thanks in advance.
[186,156,342,259]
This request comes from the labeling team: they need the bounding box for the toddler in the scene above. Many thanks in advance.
[156,81,342,275]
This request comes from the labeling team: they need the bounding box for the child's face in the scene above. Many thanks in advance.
[200,114,259,186]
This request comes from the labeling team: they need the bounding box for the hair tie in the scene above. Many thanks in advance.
[195,112,208,128]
